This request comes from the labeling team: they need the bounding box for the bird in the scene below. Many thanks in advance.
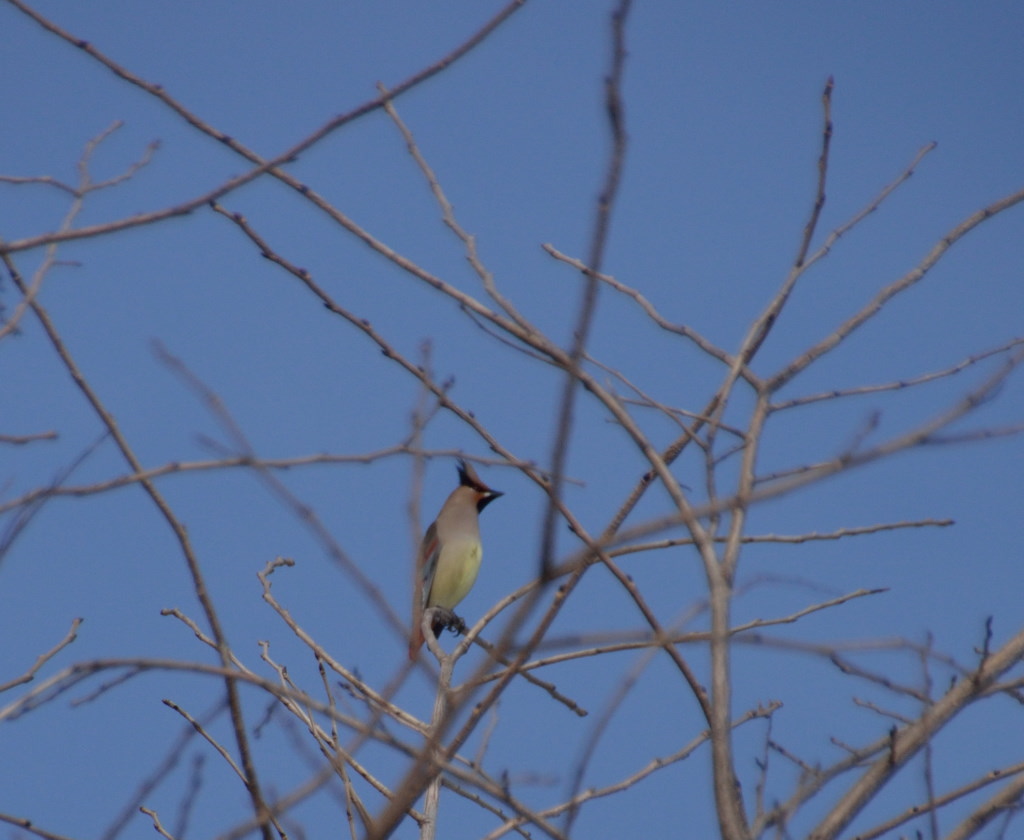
[409,459,503,659]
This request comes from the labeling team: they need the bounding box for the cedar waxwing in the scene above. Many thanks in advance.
[409,459,503,659]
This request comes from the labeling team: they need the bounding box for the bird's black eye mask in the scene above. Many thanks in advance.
[476,490,503,513]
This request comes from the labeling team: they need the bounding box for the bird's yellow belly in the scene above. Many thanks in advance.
[429,541,482,609]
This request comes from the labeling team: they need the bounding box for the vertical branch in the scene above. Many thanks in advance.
[538,0,633,577]
[699,70,838,840]
[919,634,940,840]
[707,404,769,840]
[419,650,455,840]
[795,76,834,269]
[744,75,833,364]
[699,83,834,839]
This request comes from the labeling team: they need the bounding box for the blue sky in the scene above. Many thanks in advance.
[2,2,1023,839]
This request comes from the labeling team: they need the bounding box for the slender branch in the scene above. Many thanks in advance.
[0,445,504,516]
[543,243,739,371]
[942,769,1024,840]
[709,75,835,429]
[605,518,953,558]
[0,618,83,693]
[852,763,1024,840]
[0,431,58,445]
[139,808,179,840]
[163,699,249,785]
[100,701,226,840]
[378,84,538,337]
[0,813,81,840]
[770,336,1024,411]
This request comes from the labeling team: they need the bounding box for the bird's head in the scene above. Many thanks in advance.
[457,459,503,512]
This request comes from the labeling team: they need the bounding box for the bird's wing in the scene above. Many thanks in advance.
[409,521,440,659]
[418,521,440,608]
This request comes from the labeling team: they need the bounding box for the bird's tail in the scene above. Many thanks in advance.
[408,624,424,660]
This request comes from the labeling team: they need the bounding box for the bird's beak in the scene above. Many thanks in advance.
[477,489,503,511]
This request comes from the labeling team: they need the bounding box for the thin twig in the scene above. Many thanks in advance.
[543,243,739,371]
[854,761,1024,840]
[0,430,58,445]
[139,807,179,840]
[0,618,83,694]
[100,701,225,840]
[770,336,1024,411]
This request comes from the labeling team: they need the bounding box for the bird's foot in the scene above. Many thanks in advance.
[431,607,467,638]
